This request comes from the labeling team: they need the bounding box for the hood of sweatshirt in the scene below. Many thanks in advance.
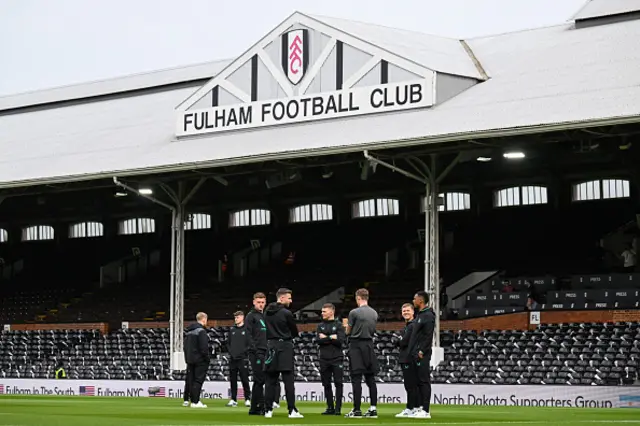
[265,302,285,316]
[187,323,204,331]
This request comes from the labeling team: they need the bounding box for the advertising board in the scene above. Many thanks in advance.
[1,379,638,408]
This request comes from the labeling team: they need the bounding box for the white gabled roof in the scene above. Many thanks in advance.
[1,10,640,188]
[573,0,640,21]
[309,14,484,80]
[0,59,231,112]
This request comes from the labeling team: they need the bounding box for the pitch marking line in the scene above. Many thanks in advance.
[153,421,640,425]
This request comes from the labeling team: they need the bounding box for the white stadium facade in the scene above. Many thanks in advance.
[1,0,640,406]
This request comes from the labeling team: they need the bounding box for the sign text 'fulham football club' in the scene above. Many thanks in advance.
[178,78,433,137]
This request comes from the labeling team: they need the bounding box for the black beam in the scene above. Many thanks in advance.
[380,60,389,84]
[336,41,344,90]
[251,55,258,102]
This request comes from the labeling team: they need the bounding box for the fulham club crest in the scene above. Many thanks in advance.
[281,29,309,85]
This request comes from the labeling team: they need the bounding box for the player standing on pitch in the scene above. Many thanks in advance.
[263,288,303,419]
[316,303,346,415]
[183,312,210,408]
[395,303,420,417]
[345,288,378,418]
[226,311,252,407]
[245,292,268,415]
[408,290,435,419]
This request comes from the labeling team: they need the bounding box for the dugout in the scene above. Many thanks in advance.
[1,2,640,371]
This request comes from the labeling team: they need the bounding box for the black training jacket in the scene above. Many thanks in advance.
[398,319,415,364]
[265,302,299,341]
[227,324,250,360]
[316,319,345,361]
[184,323,210,364]
[408,307,436,361]
[245,309,267,353]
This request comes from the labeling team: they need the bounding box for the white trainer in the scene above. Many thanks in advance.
[190,401,207,408]
[226,400,237,407]
[410,409,431,418]
[245,399,251,407]
[182,401,190,407]
[395,408,412,417]
[273,402,281,409]
[264,410,273,418]
[288,409,304,418]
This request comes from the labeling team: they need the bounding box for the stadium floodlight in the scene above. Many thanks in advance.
[139,188,153,195]
[503,151,525,159]
[114,191,128,197]
[476,156,492,162]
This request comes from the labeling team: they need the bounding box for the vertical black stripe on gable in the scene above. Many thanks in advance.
[281,32,288,77]
[251,55,258,102]
[336,41,344,90]
[380,60,389,84]
[211,86,219,107]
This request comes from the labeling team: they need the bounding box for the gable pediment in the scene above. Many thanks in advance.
[176,12,478,137]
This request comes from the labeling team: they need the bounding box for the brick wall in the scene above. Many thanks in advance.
[6,310,638,335]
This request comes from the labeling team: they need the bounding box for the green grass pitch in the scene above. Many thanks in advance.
[1,396,639,425]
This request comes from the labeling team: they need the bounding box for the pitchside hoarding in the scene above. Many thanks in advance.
[1,380,639,409]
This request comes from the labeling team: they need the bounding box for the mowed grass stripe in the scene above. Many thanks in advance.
[0,397,639,425]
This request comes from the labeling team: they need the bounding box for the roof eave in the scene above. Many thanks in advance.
[2,113,638,190]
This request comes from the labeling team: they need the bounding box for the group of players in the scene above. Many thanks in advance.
[183,287,435,419]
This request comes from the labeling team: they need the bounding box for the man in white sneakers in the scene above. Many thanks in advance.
[184,312,210,408]
[408,291,435,419]
[226,311,252,408]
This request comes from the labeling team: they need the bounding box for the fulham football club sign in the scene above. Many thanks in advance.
[282,29,308,85]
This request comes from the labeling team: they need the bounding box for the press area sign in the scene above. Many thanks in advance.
[177,78,434,137]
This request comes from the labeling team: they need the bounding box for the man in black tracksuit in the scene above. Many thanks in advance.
[264,288,303,418]
[316,303,345,415]
[184,312,210,407]
[227,311,251,407]
[396,303,420,417]
[408,291,436,418]
[245,292,268,414]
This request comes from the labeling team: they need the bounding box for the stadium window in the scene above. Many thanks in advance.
[184,213,212,230]
[495,186,548,207]
[0,228,7,243]
[22,225,54,241]
[69,221,104,238]
[229,209,271,228]
[573,179,630,201]
[421,193,471,212]
[118,218,156,235]
[289,204,334,223]
[352,198,400,218]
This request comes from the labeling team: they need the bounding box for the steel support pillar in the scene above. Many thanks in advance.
[363,151,460,367]
[113,177,206,372]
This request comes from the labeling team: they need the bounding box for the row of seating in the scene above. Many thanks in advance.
[466,289,640,308]
[1,322,638,386]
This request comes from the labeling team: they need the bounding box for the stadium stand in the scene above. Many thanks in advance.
[1,320,638,386]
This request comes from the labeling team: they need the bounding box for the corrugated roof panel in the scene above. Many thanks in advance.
[0,59,232,112]
[310,15,483,80]
[1,19,640,187]
[573,0,640,20]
